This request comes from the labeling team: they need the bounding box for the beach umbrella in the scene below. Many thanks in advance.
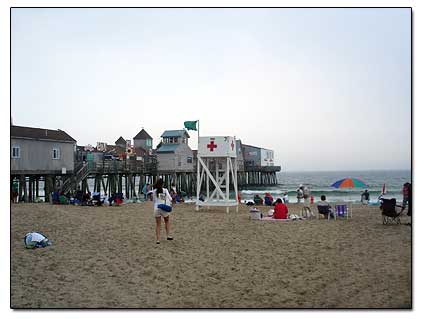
[330,178,369,208]
[330,177,368,189]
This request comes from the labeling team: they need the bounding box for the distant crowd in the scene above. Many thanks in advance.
[246,182,412,220]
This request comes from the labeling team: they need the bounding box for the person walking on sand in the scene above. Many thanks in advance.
[151,178,173,244]
[296,187,304,203]
[283,192,289,204]
[301,185,314,218]
[361,189,370,205]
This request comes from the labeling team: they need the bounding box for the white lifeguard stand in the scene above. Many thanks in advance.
[196,136,238,213]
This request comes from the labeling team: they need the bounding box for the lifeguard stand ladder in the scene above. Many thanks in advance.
[196,136,239,213]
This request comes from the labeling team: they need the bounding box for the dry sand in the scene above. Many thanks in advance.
[11,202,411,308]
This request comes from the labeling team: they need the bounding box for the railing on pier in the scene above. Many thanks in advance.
[86,158,157,175]
[77,157,158,197]
[61,161,90,194]
[244,165,281,172]
[88,160,139,173]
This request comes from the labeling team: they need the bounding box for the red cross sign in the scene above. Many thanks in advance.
[207,140,217,152]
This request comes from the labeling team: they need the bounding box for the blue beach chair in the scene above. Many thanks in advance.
[335,204,351,220]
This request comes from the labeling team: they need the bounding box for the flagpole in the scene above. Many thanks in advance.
[197,119,200,141]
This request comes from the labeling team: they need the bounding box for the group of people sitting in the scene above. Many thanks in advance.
[52,190,109,206]
[253,193,274,205]
[273,194,334,220]
[249,192,335,220]
[107,192,124,206]
[170,189,185,204]
[250,196,290,219]
[252,192,289,206]
[79,191,106,206]
[51,191,71,205]
[52,184,189,207]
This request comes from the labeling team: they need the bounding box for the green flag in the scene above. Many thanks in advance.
[184,120,198,131]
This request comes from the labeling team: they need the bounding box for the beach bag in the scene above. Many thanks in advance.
[158,204,172,212]
[157,192,172,213]
[249,208,262,220]
[24,232,52,249]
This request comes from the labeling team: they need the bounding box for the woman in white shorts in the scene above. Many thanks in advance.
[151,178,173,244]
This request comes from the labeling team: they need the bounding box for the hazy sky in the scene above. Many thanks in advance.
[11,8,411,171]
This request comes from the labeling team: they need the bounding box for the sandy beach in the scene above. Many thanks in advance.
[10,201,411,308]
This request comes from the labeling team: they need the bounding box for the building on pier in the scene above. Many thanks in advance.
[154,130,196,195]
[115,136,127,149]
[11,125,77,202]
[133,128,153,157]
[156,130,194,172]
[68,128,157,199]
[238,143,280,186]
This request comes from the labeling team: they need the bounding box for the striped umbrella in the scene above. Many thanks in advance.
[330,177,368,189]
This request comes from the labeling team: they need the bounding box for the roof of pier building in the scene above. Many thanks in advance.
[11,125,76,143]
[160,130,190,138]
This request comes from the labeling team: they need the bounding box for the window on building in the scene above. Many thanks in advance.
[12,146,20,158]
[187,156,192,164]
[146,139,152,147]
[52,148,61,160]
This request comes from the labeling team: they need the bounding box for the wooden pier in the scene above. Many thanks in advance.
[61,157,159,199]
[11,161,280,203]
[237,165,281,187]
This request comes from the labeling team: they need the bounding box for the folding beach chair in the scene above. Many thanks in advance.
[334,204,351,220]
[317,205,334,220]
[380,198,401,225]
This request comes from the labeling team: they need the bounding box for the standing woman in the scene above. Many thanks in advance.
[407,182,412,217]
[400,182,409,215]
[151,178,173,244]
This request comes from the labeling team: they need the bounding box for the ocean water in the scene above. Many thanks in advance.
[240,170,411,204]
